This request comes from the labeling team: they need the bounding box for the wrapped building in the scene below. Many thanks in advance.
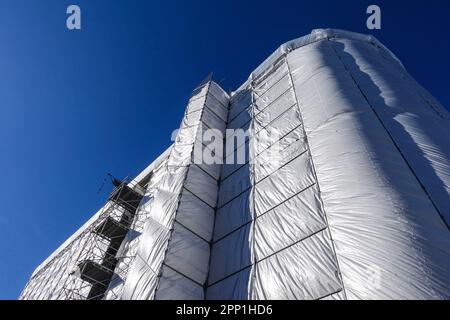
[20,29,450,300]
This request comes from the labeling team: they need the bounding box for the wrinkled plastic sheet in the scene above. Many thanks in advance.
[155,265,204,300]
[121,81,230,300]
[208,224,252,284]
[252,231,342,300]
[254,185,327,260]
[206,267,252,300]
[288,39,450,299]
[332,38,450,224]
[208,52,343,300]
[176,189,215,241]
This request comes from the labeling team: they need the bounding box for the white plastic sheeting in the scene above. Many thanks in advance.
[332,38,450,224]
[119,79,230,300]
[207,29,449,300]
[104,157,170,299]
[252,230,342,300]
[207,53,345,300]
[287,36,450,299]
[21,29,450,300]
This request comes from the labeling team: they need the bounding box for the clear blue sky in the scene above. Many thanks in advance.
[0,0,449,299]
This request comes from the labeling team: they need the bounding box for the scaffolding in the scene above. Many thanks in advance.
[60,179,145,300]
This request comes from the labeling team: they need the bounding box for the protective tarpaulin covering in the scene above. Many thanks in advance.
[21,29,450,300]
[120,78,230,300]
[287,37,450,299]
[207,53,344,300]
